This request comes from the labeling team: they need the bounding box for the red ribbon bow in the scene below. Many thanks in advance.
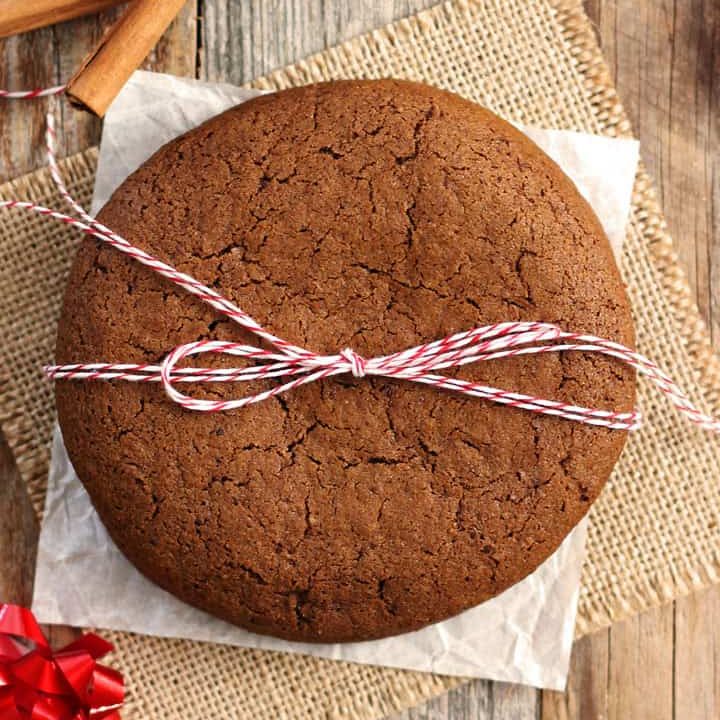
[0,605,124,720]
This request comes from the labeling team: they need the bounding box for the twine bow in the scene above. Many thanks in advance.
[0,604,124,720]
[43,322,684,430]
[1,113,719,434]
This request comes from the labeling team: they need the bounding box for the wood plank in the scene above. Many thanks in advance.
[0,0,197,181]
[586,0,720,342]
[395,680,541,720]
[0,7,129,180]
[394,681,535,720]
[674,586,720,720]
[146,1,197,80]
[491,683,538,719]
[550,3,719,719]
[395,682,492,720]
[52,6,125,164]
[607,605,674,720]
[541,630,610,720]
[453,682,492,719]
[0,25,57,180]
[0,429,38,606]
[199,0,437,84]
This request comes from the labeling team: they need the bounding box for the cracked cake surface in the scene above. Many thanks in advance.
[55,79,635,642]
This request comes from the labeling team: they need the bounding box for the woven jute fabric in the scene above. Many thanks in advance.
[1,0,719,717]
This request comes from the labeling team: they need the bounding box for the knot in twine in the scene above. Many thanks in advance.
[339,348,368,378]
[2,114,720,434]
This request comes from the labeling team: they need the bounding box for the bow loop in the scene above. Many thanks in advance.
[9,652,67,696]
[58,635,113,663]
[0,606,49,653]
[83,665,124,712]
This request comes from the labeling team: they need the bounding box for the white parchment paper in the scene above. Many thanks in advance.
[32,71,639,690]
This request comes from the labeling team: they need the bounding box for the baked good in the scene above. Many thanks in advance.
[55,79,635,642]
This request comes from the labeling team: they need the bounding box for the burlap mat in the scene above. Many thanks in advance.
[2,0,719,717]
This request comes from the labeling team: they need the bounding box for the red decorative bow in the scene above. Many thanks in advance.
[0,604,124,720]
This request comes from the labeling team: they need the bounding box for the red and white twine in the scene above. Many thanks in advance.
[0,84,66,99]
[1,108,719,433]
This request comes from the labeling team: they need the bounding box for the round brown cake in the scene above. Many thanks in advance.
[56,79,635,643]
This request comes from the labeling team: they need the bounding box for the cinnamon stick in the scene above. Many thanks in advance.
[66,0,187,117]
[0,0,126,39]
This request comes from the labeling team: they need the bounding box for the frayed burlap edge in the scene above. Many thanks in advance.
[0,148,98,516]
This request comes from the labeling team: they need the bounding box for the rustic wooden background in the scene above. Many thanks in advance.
[0,1,717,718]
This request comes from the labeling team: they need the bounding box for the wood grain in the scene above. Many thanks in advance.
[0,0,126,39]
[674,588,720,719]
[586,0,720,343]
[0,25,58,180]
[395,681,541,720]
[541,631,609,720]
[0,1,717,718]
[53,1,196,161]
[607,607,674,720]
[0,429,38,606]
[0,0,196,181]
[199,0,437,84]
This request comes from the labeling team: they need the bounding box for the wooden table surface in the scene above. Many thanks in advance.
[0,1,717,718]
